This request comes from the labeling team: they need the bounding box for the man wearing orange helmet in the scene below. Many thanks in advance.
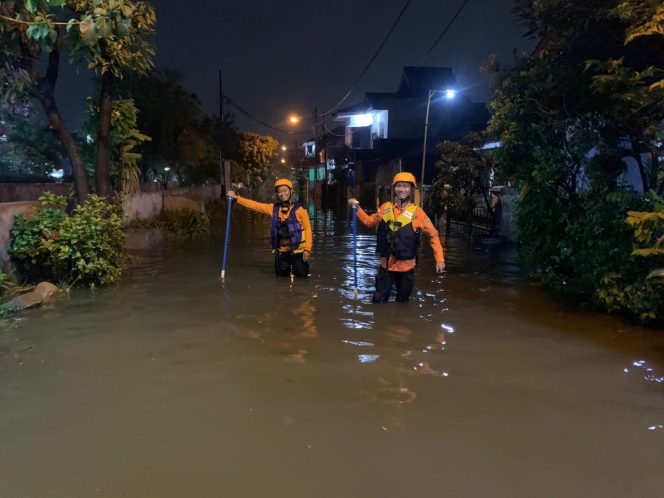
[349,172,445,302]
[227,178,312,277]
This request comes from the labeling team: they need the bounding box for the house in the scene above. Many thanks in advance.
[330,66,489,208]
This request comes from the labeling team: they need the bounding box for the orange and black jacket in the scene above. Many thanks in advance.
[236,196,313,254]
[357,202,444,272]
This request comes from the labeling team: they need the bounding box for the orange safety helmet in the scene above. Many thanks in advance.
[392,172,417,187]
[274,178,293,190]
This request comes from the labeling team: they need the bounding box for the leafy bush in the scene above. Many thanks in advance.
[516,186,664,324]
[129,209,211,241]
[626,191,664,286]
[10,194,125,286]
[158,210,210,240]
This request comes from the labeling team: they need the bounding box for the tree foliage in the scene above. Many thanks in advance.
[488,0,664,323]
[83,97,150,193]
[0,0,156,198]
[432,132,495,229]
[0,105,64,179]
[115,70,239,185]
[235,131,280,196]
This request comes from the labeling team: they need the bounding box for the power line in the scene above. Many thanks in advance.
[423,0,472,59]
[320,0,415,116]
[219,0,469,137]
[222,94,309,135]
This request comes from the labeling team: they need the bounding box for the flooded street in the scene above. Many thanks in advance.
[1,209,663,498]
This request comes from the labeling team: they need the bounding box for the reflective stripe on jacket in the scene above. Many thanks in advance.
[376,202,420,260]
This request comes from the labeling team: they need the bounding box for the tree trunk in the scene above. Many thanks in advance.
[35,47,89,202]
[94,72,113,197]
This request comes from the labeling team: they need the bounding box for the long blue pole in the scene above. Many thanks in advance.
[221,197,233,280]
[352,204,358,296]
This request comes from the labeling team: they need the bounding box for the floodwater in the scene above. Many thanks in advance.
[1,208,663,498]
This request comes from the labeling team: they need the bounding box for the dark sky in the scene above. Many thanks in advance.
[58,0,534,140]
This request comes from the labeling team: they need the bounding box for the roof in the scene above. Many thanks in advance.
[397,66,456,97]
[335,66,457,115]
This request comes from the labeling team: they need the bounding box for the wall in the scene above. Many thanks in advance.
[122,191,163,221]
[0,181,191,202]
[0,183,73,203]
[122,185,221,220]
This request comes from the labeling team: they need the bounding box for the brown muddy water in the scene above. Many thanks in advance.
[1,208,663,498]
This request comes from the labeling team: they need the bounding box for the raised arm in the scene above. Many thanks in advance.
[348,198,384,228]
[227,191,273,217]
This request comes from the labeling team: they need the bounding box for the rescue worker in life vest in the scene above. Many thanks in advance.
[227,179,312,277]
[348,172,445,303]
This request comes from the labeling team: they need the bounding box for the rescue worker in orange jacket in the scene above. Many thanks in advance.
[227,179,312,278]
[348,172,445,303]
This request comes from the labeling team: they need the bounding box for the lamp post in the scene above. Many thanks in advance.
[420,88,456,206]
[163,166,171,190]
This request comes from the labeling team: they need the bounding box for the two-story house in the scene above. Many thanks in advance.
[332,66,489,208]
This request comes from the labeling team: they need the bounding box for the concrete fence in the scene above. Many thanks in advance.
[122,185,221,220]
[0,183,73,203]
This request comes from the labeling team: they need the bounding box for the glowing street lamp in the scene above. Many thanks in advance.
[288,114,300,125]
[281,145,287,151]
[420,88,457,206]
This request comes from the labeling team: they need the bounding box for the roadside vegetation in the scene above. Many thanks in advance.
[433,0,664,324]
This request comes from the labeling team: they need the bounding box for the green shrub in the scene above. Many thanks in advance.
[516,186,664,324]
[128,209,211,241]
[10,193,125,286]
[157,209,210,240]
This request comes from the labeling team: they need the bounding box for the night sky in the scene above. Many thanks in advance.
[57,0,534,140]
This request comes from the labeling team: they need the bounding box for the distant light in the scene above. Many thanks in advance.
[482,141,502,150]
[86,133,93,144]
[280,158,286,164]
[349,113,374,127]
[164,166,171,172]
[445,89,457,100]
[281,145,287,151]
[289,114,300,124]
[48,169,64,179]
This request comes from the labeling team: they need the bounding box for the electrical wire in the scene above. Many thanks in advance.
[423,0,472,59]
[319,0,415,117]
[222,94,309,135]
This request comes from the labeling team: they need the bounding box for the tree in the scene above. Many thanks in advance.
[433,132,493,225]
[115,69,240,185]
[1,0,90,200]
[65,0,156,197]
[236,131,280,196]
[83,97,150,193]
[487,0,664,322]
[0,105,65,179]
[0,0,156,198]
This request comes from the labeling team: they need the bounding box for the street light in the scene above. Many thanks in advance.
[420,88,457,206]
[289,114,300,125]
[162,166,171,191]
[281,145,287,151]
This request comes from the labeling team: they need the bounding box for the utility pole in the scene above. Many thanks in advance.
[312,107,318,209]
[218,69,225,197]
[322,111,328,209]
